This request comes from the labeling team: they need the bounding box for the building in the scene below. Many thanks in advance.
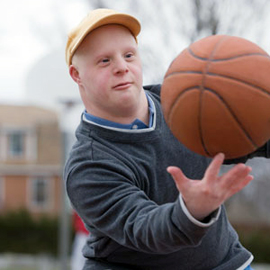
[0,104,63,217]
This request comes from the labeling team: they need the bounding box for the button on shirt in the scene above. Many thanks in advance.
[83,93,155,130]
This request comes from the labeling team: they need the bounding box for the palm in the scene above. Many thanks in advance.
[167,153,253,221]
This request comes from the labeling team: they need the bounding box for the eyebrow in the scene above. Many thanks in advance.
[93,45,138,59]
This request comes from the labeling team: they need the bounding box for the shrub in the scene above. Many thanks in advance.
[234,223,270,263]
[0,209,63,256]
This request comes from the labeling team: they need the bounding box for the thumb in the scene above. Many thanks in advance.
[167,166,189,192]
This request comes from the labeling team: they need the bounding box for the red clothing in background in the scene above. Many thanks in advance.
[73,211,88,234]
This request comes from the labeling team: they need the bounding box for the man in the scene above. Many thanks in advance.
[64,8,266,269]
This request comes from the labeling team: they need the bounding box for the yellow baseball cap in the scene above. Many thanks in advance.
[65,8,141,66]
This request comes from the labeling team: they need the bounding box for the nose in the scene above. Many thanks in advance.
[113,57,128,75]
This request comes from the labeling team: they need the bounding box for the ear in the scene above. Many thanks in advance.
[69,65,81,84]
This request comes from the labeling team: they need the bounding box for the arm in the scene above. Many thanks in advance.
[66,159,215,254]
[167,153,253,221]
[224,140,270,164]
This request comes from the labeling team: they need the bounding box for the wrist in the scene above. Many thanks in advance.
[179,194,221,227]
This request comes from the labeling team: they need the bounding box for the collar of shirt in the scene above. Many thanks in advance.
[83,93,155,130]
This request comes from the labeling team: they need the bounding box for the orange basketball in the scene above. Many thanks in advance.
[161,35,270,159]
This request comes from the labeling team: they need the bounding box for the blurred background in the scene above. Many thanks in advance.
[0,0,270,269]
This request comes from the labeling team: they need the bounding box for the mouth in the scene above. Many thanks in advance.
[113,82,132,90]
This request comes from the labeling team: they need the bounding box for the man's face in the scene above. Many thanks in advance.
[70,24,143,121]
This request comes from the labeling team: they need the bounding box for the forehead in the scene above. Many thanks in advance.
[77,24,137,54]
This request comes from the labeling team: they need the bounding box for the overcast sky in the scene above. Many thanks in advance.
[0,0,172,105]
[2,0,270,106]
[0,0,87,103]
[0,0,184,107]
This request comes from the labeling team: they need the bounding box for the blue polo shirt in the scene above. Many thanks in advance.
[83,93,155,129]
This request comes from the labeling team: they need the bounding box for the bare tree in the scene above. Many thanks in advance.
[171,0,270,43]
[82,0,270,83]
[88,0,107,9]
[190,0,219,42]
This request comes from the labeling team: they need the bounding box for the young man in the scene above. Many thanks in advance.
[65,8,267,270]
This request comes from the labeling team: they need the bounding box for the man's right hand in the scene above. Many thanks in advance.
[167,153,253,221]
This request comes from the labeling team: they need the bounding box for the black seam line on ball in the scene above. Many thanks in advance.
[169,86,258,151]
[187,47,270,62]
[199,37,225,156]
[164,71,270,97]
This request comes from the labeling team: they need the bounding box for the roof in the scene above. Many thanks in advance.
[0,104,59,127]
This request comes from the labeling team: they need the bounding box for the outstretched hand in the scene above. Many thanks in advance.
[167,153,253,221]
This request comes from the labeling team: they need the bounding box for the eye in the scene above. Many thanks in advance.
[97,57,110,67]
[125,53,134,59]
[101,58,110,63]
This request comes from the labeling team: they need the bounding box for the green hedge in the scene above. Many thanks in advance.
[1,210,269,263]
[0,209,72,256]
[234,224,270,263]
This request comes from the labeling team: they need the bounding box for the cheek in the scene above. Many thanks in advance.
[84,71,111,98]
[132,59,143,78]
[95,71,112,91]
[133,65,143,85]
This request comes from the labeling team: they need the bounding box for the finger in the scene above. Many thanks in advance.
[237,173,254,190]
[224,174,254,200]
[204,153,225,184]
[221,164,252,187]
[223,164,253,193]
[167,166,189,192]
[234,173,253,191]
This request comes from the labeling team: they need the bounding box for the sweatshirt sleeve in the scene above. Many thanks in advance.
[179,194,221,227]
[66,159,218,255]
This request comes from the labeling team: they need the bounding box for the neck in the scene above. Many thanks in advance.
[85,90,149,125]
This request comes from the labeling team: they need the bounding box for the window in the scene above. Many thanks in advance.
[0,127,37,161]
[30,177,51,210]
[8,131,25,158]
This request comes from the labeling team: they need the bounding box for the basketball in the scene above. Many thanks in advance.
[161,35,270,159]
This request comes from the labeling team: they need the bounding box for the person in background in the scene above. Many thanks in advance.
[71,211,89,270]
[64,8,269,270]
